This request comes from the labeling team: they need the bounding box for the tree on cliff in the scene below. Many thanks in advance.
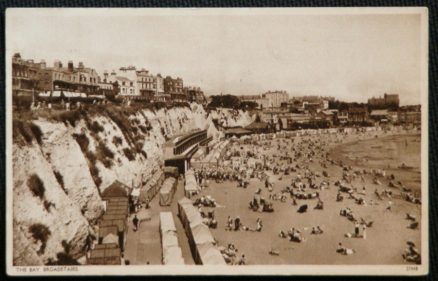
[208,95,241,109]
[240,101,259,111]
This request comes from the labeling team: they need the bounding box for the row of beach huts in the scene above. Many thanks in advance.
[86,164,225,265]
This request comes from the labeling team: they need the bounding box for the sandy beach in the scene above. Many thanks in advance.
[197,130,423,265]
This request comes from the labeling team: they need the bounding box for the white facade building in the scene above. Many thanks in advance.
[105,70,135,96]
[261,91,289,108]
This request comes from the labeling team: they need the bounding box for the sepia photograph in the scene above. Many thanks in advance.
[6,7,428,275]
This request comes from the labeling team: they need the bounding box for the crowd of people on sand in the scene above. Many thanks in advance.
[278,227,307,242]
[188,126,421,264]
[218,243,247,265]
[196,205,218,229]
[225,216,264,232]
[403,241,421,264]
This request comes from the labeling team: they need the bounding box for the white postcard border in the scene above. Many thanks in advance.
[5,7,429,276]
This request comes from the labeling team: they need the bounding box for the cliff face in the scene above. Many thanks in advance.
[12,103,211,265]
[12,143,92,265]
[209,108,254,128]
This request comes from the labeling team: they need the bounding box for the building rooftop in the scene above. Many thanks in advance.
[164,129,205,147]
[348,107,368,113]
[225,128,253,135]
[370,109,389,116]
[102,180,131,199]
[321,110,335,116]
[115,76,131,82]
[246,121,270,130]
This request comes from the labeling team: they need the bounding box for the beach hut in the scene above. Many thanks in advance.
[140,170,165,203]
[178,198,197,233]
[160,212,177,234]
[162,233,179,249]
[177,197,193,223]
[184,170,199,198]
[163,247,184,265]
[191,223,215,246]
[198,243,226,265]
[159,212,185,265]
[159,177,177,206]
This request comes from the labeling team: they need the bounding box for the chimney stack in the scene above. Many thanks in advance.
[54,60,62,69]
[78,62,84,69]
[68,61,74,72]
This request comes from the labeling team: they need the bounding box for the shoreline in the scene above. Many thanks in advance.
[330,131,421,191]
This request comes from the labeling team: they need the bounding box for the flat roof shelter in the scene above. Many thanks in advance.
[164,129,209,174]
[224,127,253,138]
[104,207,128,216]
[87,243,121,265]
[164,129,208,156]
[98,225,118,240]
[99,219,126,233]
[245,121,272,134]
[101,213,127,221]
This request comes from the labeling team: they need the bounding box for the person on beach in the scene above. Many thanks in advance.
[317,226,324,234]
[144,199,150,209]
[385,201,393,211]
[362,224,367,239]
[133,214,139,232]
[238,254,246,265]
[354,222,360,237]
[235,216,241,231]
[226,216,233,230]
[255,218,263,232]
[337,242,355,255]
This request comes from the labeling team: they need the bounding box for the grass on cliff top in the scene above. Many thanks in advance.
[13,101,190,124]
[13,103,187,147]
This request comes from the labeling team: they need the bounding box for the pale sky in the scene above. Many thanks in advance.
[7,9,426,105]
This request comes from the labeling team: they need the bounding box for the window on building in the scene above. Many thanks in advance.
[122,81,125,86]
[130,82,133,86]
